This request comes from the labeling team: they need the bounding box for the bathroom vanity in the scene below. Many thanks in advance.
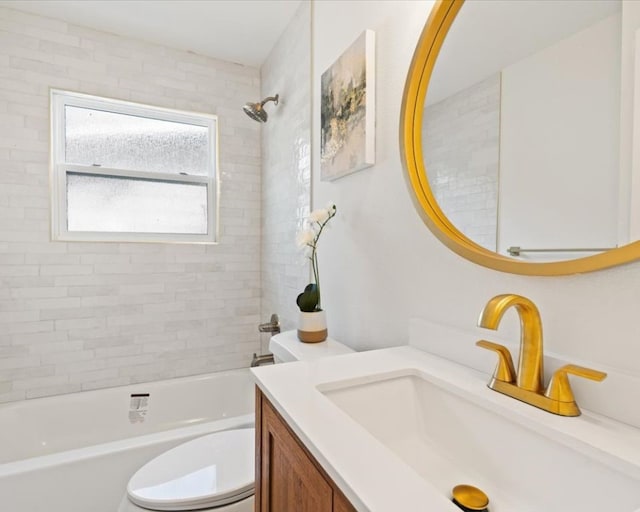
[255,388,356,512]
[252,340,640,512]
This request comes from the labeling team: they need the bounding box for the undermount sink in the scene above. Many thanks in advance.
[319,370,640,512]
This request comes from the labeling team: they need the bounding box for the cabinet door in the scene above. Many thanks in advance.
[260,399,333,512]
[334,489,358,512]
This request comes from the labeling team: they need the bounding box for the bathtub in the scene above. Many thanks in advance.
[0,368,255,512]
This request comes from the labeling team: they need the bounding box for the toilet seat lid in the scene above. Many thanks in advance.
[127,428,255,511]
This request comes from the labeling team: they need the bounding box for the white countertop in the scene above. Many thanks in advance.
[251,345,640,512]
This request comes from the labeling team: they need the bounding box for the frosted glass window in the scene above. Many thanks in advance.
[65,106,209,176]
[67,173,208,234]
[50,90,217,243]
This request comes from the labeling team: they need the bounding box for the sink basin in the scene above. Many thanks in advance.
[320,370,640,512]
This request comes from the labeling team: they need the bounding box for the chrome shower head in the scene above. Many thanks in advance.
[242,94,279,123]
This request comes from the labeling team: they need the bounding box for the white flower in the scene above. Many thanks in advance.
[309,208,330,223]
[296,229,315,249]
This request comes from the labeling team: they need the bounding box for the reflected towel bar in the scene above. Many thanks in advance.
[507,246,616,257]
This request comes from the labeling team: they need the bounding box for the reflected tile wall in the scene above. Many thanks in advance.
[260,2,311,339]
[423,73,501,251]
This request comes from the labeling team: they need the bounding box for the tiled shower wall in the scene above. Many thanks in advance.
[260,2,311,335]
[0,7,262,402]
[423,73,500,251]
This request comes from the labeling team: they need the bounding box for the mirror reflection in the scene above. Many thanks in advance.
[422,0,635,261]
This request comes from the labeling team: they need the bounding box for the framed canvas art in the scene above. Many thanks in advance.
[320,30,375,181]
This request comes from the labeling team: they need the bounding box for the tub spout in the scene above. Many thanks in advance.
[251,353,274,367]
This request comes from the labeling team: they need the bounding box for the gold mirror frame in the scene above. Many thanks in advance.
[400,0,640,276]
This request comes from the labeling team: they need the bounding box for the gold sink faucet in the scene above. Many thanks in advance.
[476,294,606,416]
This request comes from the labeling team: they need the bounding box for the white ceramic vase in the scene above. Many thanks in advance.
[297,310,328,343]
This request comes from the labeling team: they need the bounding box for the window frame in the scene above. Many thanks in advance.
[50,89,219,244]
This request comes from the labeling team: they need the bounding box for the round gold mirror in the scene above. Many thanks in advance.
[401,0,640,275]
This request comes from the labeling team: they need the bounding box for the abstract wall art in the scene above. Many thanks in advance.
[320,30,375,181]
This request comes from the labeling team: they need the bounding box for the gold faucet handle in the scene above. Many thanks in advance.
[545,364,607,403]
[476,340,516,383]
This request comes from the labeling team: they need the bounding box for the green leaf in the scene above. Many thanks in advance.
[297,283,319,312]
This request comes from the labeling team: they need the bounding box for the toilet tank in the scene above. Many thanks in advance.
[269,331,354,363]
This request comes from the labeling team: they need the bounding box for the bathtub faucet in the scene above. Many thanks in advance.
[251,353,275,367]
[258,313,280,334]
[252,314,279,367]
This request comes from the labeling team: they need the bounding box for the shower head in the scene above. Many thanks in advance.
[242,94,279,123]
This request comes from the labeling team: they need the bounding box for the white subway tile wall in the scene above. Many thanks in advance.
[423,73,501,251]
[260,2,311,336]
[0,7,262,402]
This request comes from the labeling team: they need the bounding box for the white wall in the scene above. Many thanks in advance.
[313,0,640,378]
[498,14,621,257]
[619,1,640,243]
[627,4,640,241]
[260,2,311,338]
[0,7,262,402]
[632,31,640,241]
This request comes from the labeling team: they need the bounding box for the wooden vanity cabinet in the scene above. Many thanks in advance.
[255,387,357,512]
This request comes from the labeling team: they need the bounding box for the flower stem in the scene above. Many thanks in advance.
[313,250,321,310]
[306,207,336,312]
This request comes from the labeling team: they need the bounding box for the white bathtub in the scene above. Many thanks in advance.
[0,368,255,512]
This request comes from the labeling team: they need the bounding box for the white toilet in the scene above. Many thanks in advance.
[119,331,353,512]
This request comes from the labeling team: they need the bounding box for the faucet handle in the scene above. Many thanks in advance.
[476,340,516,383]
[545,364,607,403]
